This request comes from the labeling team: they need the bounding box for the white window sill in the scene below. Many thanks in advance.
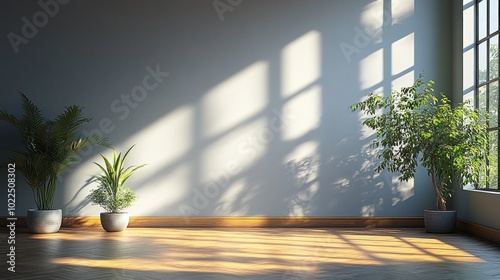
[463,188,500,195]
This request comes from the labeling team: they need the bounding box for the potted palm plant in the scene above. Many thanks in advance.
[349,75,489,233]
[87,145,145,232]
[0,93,109,233]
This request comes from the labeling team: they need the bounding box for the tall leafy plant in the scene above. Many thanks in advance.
[0,93,109,210]
[87,145,145,213]
[349,75,489,211]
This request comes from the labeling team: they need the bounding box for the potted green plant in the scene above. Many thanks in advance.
[0,93,109,233]
[349,75,489,233]
[87,145,145,232]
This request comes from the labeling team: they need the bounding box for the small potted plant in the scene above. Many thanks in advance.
[87,145,145,232]
[349,74,489,233]
[0,93,109,233]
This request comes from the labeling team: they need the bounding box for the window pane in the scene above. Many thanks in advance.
[479,0,488,39]
[490,0,499,34]
[465,4,476,48]
[489,82,498,127]
[464,89,475,107]
[488,130,499,189]
[479,151,488,189]
[479,41,488,83]
[489,35,499,80]
[479,85,488,125]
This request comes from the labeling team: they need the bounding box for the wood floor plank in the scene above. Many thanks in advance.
[0,228,499,279]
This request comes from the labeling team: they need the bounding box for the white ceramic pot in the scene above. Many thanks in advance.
[100,212,130,232]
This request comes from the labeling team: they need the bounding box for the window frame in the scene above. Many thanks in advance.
[475,0,500,191]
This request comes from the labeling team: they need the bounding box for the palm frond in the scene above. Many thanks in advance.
[52,105,91,142]
[0,111,21,131]
[19,92,45,138]
[0,92,109,210]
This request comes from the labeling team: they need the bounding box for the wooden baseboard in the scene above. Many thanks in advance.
[456,219,500,244]
[1,216,424,228]
[129,216,424,228]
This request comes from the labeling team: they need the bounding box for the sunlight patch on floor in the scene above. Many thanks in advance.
[44,228,485,275]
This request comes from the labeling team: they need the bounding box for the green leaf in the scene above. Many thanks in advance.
[87,145,146,212]
[348,73,489,210]
[0,92,110,209]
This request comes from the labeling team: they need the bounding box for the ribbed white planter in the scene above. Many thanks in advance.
[100,212,130,232]
[27,209,62,234]
[424,209,457,233]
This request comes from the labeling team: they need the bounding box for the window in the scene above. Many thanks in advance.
[476,0,499,190]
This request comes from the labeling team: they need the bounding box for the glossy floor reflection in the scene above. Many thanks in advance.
[1,227,500,279]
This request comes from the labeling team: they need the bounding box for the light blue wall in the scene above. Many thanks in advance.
[0,0,451,217]
[451,0,500,230]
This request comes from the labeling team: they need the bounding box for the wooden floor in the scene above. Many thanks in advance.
[1,227,500,279]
